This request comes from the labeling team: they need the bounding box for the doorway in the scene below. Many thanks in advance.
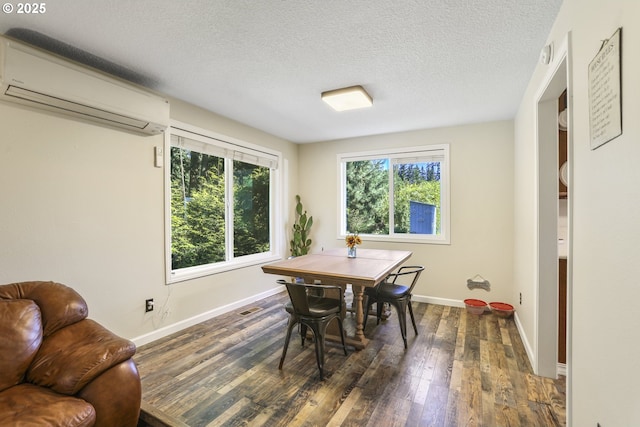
[535,45,571,380]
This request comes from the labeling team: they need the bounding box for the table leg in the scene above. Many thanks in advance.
[352,285,369,346]
[323,283,369,350]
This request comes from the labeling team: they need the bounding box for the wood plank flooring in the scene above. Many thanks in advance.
[135,291,565,426]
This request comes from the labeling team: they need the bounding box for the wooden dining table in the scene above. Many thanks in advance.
[261,248,412,349]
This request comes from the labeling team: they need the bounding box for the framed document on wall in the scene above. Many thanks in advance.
[589,27,622,150]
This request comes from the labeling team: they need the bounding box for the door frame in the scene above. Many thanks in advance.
[534,32,573,423]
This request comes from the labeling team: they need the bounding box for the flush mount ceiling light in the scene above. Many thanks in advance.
[321,85,373,112]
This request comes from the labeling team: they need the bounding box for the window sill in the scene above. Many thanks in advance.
[338,234,450,246]
[167,253,282,284]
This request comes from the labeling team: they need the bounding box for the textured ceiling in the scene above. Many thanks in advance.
[0,0,562,143]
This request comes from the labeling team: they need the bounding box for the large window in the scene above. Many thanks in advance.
[166,124,281,283]
[339,145,449,244]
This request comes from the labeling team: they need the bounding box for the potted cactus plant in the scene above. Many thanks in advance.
[290,195,313,256]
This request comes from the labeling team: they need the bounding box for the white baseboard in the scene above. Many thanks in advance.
[513,311,566,379]
[412,294,466,308]
[557,363,566,377]
[513,310,536,372]
[131,285,285,347]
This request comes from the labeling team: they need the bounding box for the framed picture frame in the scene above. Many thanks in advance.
[588,27,622,150]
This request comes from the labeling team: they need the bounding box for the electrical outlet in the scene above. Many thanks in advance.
[145,298,154,312]
[519,292,522,305]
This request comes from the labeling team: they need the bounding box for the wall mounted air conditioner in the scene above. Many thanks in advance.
[0,36,169,135]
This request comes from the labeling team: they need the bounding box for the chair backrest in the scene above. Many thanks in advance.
[277,279,342,316]
[386,265,425,293]
[283,281,312,315]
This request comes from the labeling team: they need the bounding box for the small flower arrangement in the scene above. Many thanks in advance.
[345,233,362,249]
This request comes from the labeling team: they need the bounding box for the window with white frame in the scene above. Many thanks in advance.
[166,124,281,283]
[339,144,450,244]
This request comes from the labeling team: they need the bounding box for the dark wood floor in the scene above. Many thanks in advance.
[135,291,565,427]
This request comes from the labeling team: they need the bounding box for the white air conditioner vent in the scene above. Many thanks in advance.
[0,36,169,135]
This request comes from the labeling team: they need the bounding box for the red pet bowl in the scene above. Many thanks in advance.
[489,302,514,318]
[464,299,487,315]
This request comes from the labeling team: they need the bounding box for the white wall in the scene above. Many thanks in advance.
[514,0,640,425]
[298,121,515,305]
[0,97,298,342]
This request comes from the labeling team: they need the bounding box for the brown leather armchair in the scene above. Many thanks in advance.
[0,281,141,426]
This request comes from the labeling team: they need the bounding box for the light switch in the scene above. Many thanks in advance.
[154,146,163,168]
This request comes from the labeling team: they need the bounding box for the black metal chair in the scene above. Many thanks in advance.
[277,279,348,380]
[362,265,425,349]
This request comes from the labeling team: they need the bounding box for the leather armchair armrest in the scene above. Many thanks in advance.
[27,319,136,395]
[77,359,141,427]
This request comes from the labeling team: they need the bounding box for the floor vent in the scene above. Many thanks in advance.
[239,307,262,316]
